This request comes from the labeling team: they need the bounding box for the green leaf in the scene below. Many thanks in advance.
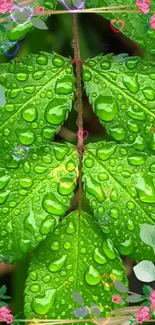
[83,140,155,261]
[0,301,9,307]
[142,285,153,296]
[140,224,155,253]
[72,291,84,306]
[24,210,128,318]
[133,261,155,282]
[83,55,155,153]
[0,0,56,54]
[30,18,48,30]
[85,0,155,56]
[125,295,145,303]
[114,280,128,293]
[0,285,7,296]
[0,52,75,154]
[0,143,78,262]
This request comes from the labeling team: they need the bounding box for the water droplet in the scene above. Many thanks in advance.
[109,124,125,140]
[19,239,31,253]
[42,275,51,283]
[48,255,67,272]
[29,270,38,281]
[0,191,10,204]
[51,241,60,251]
[85,176,105,203]
[109,208,119,219]
[95,95,117,121]
[40,215,56,235]
[97,143,116,161]
[150,162,155,173]
[93,248,107,264]
[19,177,33,188]
[127,219,135,231]
[31,289,56,314]
[122,74,139,93]
[30,284,40,293]
[36,54,48,65]
[128,155,146,166]
[24,210,36,235]
[55,76,74,95]
[64,241,71,249]
[136,175,155,203]
[102,239,117,260]
[143,87,155,101]
[52,55,64,67]
[84,157,94,168]
[127,107,146,121]
[16,129,35,145]
[42,192,67,215]
[0,171,10,190]
[15,73,28,81]
[66,221,75,234]
[118,238,133,255]
[84,265,100,285]
[32,71,45,80]
[45,98,68,125]
[22,105,37,122]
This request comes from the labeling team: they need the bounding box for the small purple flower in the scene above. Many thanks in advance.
[73,307,88,317]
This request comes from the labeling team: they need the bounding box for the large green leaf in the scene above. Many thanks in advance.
[0,0,56,54]
[0,52,75,154]
[24,210,128,319]
[83,140,155,261]
[0,143,78,262]
[83,54,155,152]
[85,0,155,56]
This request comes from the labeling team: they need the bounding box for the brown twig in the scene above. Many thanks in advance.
[72,13,83,211]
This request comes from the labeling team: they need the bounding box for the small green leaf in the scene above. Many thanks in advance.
[133,261,155,282]
[125,295,145,303]
[72,291,84,306]
[0,285,7,296]
[142,285,153,296]
[114,280,128,293]
[31,18,48,30]
[140,224,155,253]
[0,301,8,307]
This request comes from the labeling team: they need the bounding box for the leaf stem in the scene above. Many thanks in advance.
[72,13,83,211]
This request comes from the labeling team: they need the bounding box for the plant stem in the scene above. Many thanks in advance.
[72,13,83,211]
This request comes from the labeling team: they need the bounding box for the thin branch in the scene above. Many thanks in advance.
[72,13,83,211]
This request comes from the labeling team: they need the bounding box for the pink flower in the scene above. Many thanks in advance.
[149,290,155,307]
[136,306,150,324]
[0,306,14,324]
[150,14,155,30]
[136,0,151,14]
[0,0,13,14]
[112,294,122,304]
